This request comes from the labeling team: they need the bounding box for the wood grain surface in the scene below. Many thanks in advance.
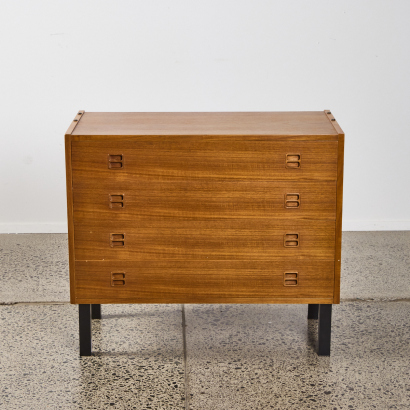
[71,139,338,183]
[72,181,336,221]
[65,111,344,304]
[65,135,76,302]
[74,260,335,304]
[325,110,345,303]
[71,111,339,136]
[73,219,335,261]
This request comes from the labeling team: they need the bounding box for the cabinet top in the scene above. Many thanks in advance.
[67,111,343,137]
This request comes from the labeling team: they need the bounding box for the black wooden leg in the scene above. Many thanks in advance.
[318,304,332,356]
[79,304,92,356]
[91,304,101,319]
[308,304,319,319]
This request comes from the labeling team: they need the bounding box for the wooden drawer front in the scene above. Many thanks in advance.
[72,181,336,222]
[71,139,338,184]
[74,219,335,261]
[74,260,334,304]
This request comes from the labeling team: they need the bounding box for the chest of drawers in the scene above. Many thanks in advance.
[65,111,344,356]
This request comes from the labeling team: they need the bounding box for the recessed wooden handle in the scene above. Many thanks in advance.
[284,233,299,247]
[109,194,124,209]
[108,154,123,169]
[285,193,300,208]
[286,153,301,169]
[111,272,125,286]
[110,233,125,247]
[284,271,298,286]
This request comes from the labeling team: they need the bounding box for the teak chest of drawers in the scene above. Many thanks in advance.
[65,111,344,356]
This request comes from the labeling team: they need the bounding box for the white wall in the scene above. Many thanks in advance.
[1,0,409,233]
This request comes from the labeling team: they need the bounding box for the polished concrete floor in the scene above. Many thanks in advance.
[0,232,409,409]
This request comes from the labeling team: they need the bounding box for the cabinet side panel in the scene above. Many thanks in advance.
[333,134,345,303]
[65,134,76,303]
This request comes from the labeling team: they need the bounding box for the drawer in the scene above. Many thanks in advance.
[72,181,337,222]
[71,139,338,184]
[74,260,335,304]
[73,219,335,261]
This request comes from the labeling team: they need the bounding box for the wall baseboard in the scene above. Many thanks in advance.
[342,220,410,231]
[0,220,409,234]
[0,223,68,234]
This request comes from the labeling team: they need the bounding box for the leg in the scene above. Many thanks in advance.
[317,304,332,356]
[91,304,101,319]
[307,304,319,319]
[79,304,92,356]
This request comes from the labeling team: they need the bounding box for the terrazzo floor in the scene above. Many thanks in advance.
[0,232,409,409]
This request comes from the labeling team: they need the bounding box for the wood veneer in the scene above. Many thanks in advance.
[65,111,344,305]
